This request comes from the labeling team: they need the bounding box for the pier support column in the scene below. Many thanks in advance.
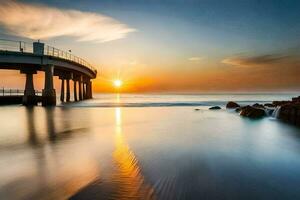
[90,81,93,99]
[85,82,89,99]
[83,82,86,99]
[78,77,83,101]
[58,73,72,103]
[21,69,37,106]
[60,78,65,102]
[73,80,78,101]
[42,65,56,106]
[85,81,92,99]
[66,79,70,102]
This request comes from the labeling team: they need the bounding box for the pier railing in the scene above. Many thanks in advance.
[0,39,33,53]
[0,88,42,96]
[0,39,97,74]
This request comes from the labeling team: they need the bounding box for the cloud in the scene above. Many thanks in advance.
[222,54,289,67]
[188,57,204,62]
[0,0,136,42]
[128,60,138,66]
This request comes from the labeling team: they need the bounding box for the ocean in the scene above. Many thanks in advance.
[0,93,300,200]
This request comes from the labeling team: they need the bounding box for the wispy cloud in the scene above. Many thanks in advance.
[188,57,204,62]
[128,60,138,66]
[0,0,136,42]
[222,54,289,67]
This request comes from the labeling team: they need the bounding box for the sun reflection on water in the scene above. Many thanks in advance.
[115,93,121,104]
[111,107,155,199]
[115,107,122,130]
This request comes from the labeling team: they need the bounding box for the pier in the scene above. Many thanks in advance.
[0,39,97,106]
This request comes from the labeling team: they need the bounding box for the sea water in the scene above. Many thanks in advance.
[0,94,300,200]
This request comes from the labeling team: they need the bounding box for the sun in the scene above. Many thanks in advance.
[113,79,123,88]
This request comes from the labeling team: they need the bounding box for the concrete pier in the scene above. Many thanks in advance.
[60,78,65,102]
[66,79,70,102]
[78,77,83,101]
[89,81,93,99]
[59,73,73,103]
[85,81,92,99]
[42,65,56,106]
[0,96,23,105]
[0,40,97,106]
[73,80,78,101]
[21,69,37,106]
[83,82,86,99]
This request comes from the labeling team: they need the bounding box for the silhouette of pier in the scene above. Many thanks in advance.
[0,88,42,104]
[0,39,97,106]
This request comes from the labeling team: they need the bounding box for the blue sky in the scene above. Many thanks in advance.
[7,0,300,57]
[21,0,300,51]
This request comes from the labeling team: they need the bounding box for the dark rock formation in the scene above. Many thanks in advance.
[264,103,276,107]
[240,106,266,119]
[268,96,300,126]
[229,96,300,126]
[292,96,300,102]
[226,101,240,109]
[278,103,300,126]
[195,108,200,111]
[209,106,221,110]
[252,103,265,109]
[273,101,291,107]
[235,106,243,113]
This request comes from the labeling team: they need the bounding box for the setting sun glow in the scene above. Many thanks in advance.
[113,79,123,88]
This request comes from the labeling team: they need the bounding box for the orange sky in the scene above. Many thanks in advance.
[0,53,300,93]
[90,54,300,93]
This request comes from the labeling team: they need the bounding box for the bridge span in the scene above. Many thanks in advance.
[0,39,97,106]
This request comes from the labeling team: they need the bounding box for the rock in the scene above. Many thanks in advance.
[272,101,291,107]
[226,101,240,109]
[240,106,266,119]
[235,106,244,113]
[253,103,265,109]
[209,106,221,110]
[229,96,300,126]
[292,96,300,102]
[264,103,276,107]
[195,108,200,111]
[278,102,300,126]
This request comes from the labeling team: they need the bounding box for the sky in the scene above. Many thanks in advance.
[0,0,300,93]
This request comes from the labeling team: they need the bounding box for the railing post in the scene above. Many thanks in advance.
[19,41,22,52]
[23,42,26,52]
